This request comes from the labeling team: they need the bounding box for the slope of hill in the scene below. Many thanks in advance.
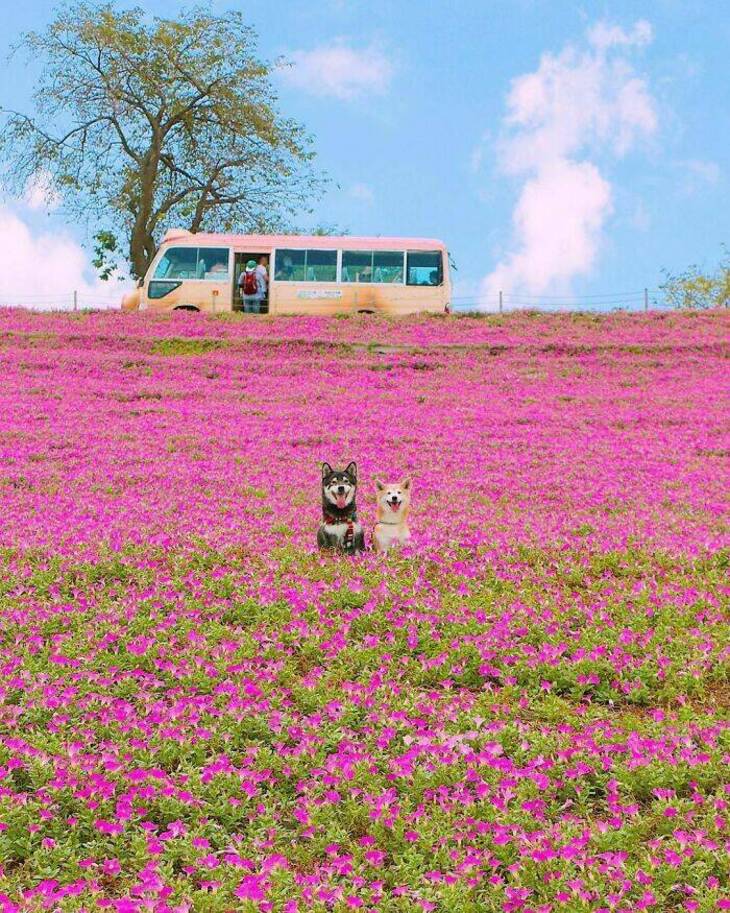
[0,310,728,912]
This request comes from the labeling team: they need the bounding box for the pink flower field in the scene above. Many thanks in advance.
[0,307,728,913]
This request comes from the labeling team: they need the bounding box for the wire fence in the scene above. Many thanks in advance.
[0,287,703,313]
[452,288,684,313]
[0,290,127,311]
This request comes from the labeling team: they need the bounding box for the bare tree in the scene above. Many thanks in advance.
[0,3,325,279]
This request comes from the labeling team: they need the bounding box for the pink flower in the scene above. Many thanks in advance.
[94,820,124,836]
[103,859,122,876]
[235,876,266,902]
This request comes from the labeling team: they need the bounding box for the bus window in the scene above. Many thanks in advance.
[153,247,229,280]
[196,248,230,279]
[275,250,305,281]
[407,251,442,286]
[305,250,337,281]
[155,247,197,280]
[275,249,336,282]
[373,251,404,284]
[342,251,373,283]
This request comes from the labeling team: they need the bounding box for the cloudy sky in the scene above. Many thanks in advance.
[1,0,728,309]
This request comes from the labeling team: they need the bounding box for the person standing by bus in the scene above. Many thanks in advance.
[255,257,269,311]
[240,259,264,313]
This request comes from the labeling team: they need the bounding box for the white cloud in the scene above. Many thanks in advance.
[349,182,375,204]
[23,170,62,211]
[587,20,653,51]
[480,20,657,308]
[683,158,721,184]
[486,160,612,298]
[281,40,394,100]
[0,207,129,309]
[671,158,721,199]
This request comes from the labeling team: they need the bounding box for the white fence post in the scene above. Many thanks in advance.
[73,290,78,311]
[644,288,648,312]
[499,290,503,314]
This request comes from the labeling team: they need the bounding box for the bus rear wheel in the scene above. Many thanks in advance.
[173,305,200,312]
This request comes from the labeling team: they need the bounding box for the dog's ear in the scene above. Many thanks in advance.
[375,478,385,492]
[402,477,412,491]
[321,462,333,479]
[345,461,357,481]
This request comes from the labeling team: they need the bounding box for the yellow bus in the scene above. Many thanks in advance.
[121,230,451,315]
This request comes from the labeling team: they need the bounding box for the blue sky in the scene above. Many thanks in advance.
[1,0,729,309]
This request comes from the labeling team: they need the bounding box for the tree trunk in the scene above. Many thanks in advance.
[128,138,162,280]
[129,222,158,280]
[189,185,211,234]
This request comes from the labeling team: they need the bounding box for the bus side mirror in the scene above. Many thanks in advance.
[137,278,144,288]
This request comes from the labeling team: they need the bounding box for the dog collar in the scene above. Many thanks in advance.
[375,519,401,526]
[323,512,358,524]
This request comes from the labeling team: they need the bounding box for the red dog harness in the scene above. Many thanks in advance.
[323,513,356,548]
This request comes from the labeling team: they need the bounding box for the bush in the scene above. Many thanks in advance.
[660,247,730,308]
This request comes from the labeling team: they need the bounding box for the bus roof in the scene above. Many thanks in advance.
[162,230,447,253]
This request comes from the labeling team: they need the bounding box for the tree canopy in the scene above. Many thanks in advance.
[660,247,730,310]
[0,3,325,279]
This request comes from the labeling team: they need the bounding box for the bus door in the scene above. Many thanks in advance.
[234,252,271,313]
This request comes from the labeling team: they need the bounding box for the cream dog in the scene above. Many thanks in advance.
[373,478,412,553]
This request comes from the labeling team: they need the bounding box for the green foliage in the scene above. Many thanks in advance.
[91,230,121,281]
[308,223,351,236]
[150,338,227,356]
[660,247,730,309]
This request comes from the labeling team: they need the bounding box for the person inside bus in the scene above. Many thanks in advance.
[239,259,265,313]
[208,259,229,275]
[277,254,294,281]
[256,257,269,303]
[197,253,227,278]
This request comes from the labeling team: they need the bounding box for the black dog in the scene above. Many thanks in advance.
[317,462,366,553]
